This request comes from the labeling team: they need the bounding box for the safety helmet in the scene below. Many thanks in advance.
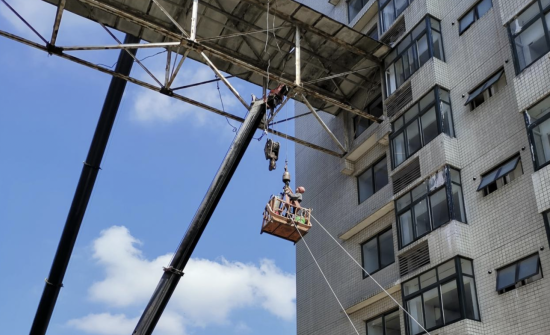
[296,186,306,193]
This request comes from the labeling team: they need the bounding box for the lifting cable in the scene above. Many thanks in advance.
[310,215,433,335]
[294,227,362,335]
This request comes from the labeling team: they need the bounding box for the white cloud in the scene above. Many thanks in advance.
[67,226,295,334]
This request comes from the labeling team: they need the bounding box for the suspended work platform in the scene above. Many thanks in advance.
[262,195,311,243]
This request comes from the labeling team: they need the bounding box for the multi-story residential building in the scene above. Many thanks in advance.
[294,0,550,334]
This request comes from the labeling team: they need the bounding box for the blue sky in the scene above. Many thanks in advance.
[0,1,299,334]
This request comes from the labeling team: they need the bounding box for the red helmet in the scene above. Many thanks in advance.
[297,186,306,193]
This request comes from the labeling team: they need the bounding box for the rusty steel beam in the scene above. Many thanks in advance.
[50,0,65,46]
[0,29,341,158]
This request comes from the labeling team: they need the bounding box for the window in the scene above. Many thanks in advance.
[544,211,550,247]
[508,0,550,72]
[354,95,383,138]
[349,0,369,23]
[366,309,401,335]
[390,87,454,168]
[477,155,522,196]
[497,253,542,294]
[368,24,380,41]
[361,228,395,277]
[396,167,466,248]
[465,69,506,110]
[358,156,389,203]
[379,0,415,34]
[385,17,445,96]
[525,95,550,170]
[403,257,480,335]
[459,0,493,34]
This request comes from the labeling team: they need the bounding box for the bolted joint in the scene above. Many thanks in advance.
[46,43,63,56]
[159,86,174,96]
[163,266,184,277]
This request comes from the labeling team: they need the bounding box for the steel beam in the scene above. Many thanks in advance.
[61,41,180,50]
[132,100,267,335]
[302,94,346,154]
[295,28,301,87]
[50,0,65,46]
[29,34,139,335]
[0,29,340,157]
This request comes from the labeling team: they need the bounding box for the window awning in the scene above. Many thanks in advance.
[465,69,504,106]
[477,155,520,191]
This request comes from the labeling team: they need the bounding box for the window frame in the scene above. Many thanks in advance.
[402,257,481,335]
[396,166,466,249]
[477,154,523,196]
[354,95,383,139]
[507,0,550,74]
[360,227,395,278]
[379,0,415,34]
[544,211,550,250]
[496,253,543,294]
[365,308,401,335]
[384,16,445,97]
[458,0,493,35]
[524,96,550,171]
[368,24,380,41]
[348,0,369,23]
[357,155,389,204]
[390,87,455,169]
[465,68,506,110]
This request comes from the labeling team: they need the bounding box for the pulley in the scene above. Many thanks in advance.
[264,138,280,171]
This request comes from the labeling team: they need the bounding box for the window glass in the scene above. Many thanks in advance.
[514,19,549,71]
[441,103,454,137]
[510,2,540,33]
[419,91,435,110]
[395,0,408,16]
[393,132,406,166]
[405,106,419,122]
[423,287,443,329]
[543,0,550,9]
[450,168,461,184]
[379,229,395,267]
[368,25,379,40]
[411,182,427,201]
[421,107,439,144]
[355,116,370,137]
[348,0,364,21]
[420,269,437,288]
[397,193,412,211]
[404,278,420,295]
[382,1,396,32]
[407,296,424,335]
[407,121,422,154]
[459,10,475,33]
[385,49,397,67]
[477,0,492,18]
[363,238,379,273]
[532,118,550,168]
[417,34,430,66]
[430,17,441,31]
[374,158,389,192]
[461,259,474,276]
[452,184,466,222]
[432,30,444,61]
[414,199,430,237]
[463,276,480,320]
[358,168,374,203]
[394,116,404,130]
[366,316,384,335]
[385,311,401,335]
[400,211,414,246]
[398,35,413,54]
[430,188,449,228]
[441,280,461,324]
[395,57,405,87]
[438,260,456,279]
[412,23,426,40]
[386,63,396,95]
[496,264,516,290]
[439,89,450,103]
[518,254,539,280]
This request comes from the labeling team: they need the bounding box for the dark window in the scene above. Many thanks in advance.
[544,211,550,248]
[465,69,506,110]
[508,0,550,73]
[390,87,454,168]
[385,16,445,96]
[379,0,415,33]
[496,253,543,294]
[368,24,380,40]
[358,156,389,203]
[525,95,550,171]
[477,155,522,196]
[361,228,395,277]
[403,257,480,335]
[459,0,493,34]
[366,309,401,335]
[396,167,466,249]
[349,0,369,23]
[354,95,383,138]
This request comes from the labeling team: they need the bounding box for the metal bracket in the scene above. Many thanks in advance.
[163,266,184,277]
[159,86,174,96]
[46,43,62,56]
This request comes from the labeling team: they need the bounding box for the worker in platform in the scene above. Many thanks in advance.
[285,186,305,210]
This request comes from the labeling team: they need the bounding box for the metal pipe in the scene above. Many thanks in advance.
[29,34,139,335]
[190,0,198,40]
[50,0,65,46]
[61,41,180,51]
[302,94,347,154]
[295,28,301,87]
[132,100,267,335]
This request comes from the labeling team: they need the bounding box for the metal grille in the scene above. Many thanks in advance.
[392,157,421,194]
[385,82,413,119]
[398,241,430,277]
[381,16,406,46]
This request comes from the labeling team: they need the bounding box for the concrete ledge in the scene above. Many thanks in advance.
[345,282,401,314]
[339,201,394,240]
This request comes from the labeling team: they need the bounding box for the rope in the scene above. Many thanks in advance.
[310,215,433,335]
[294,226,361,335]
[216,78,237,132]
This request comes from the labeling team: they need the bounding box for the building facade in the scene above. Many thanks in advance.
[294,0,550,334]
